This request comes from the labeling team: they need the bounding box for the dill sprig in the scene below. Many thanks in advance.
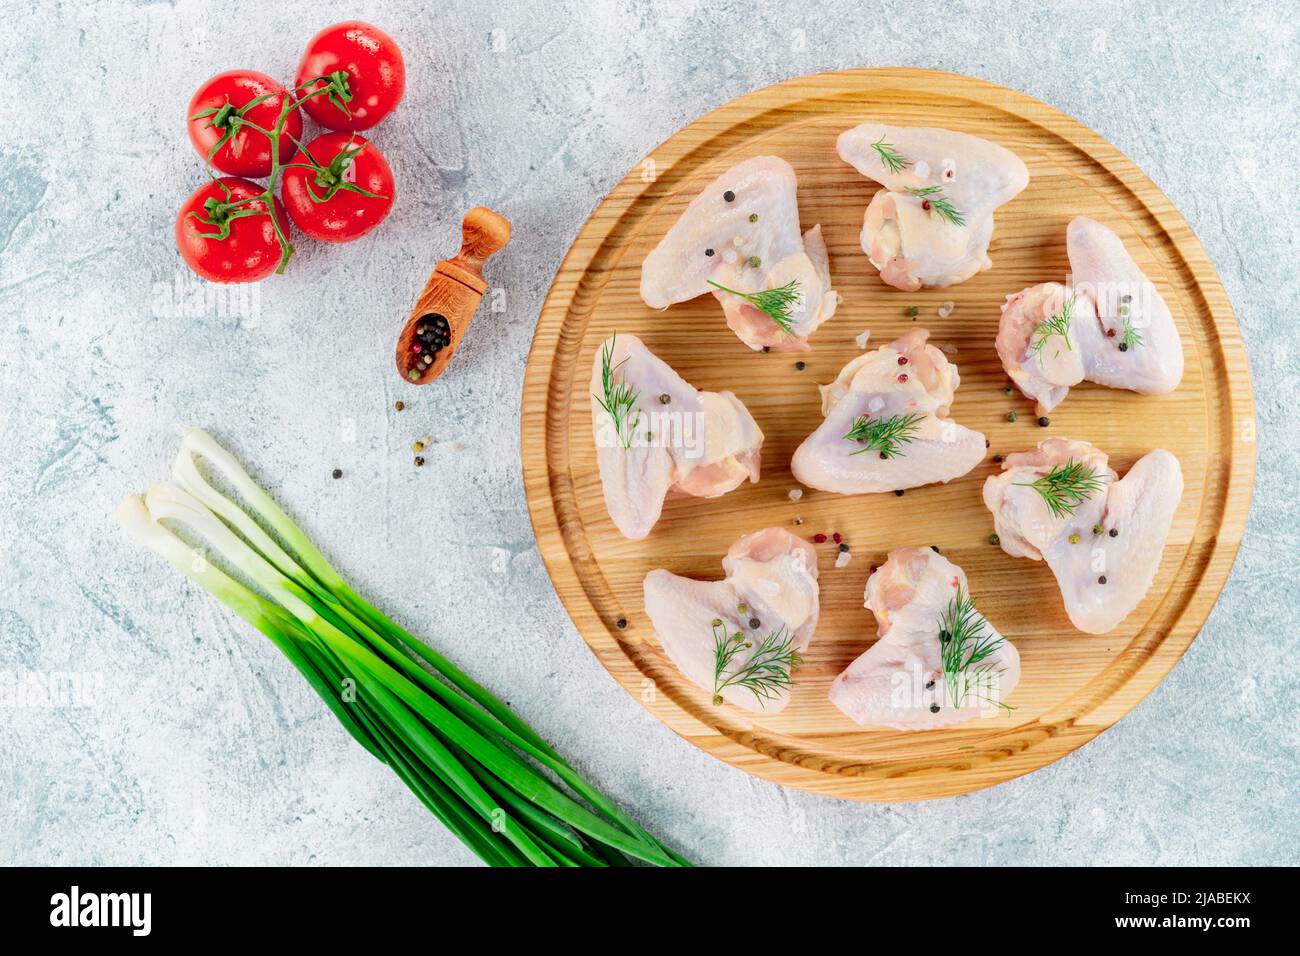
[706,279,801,335]
[939,587,1014,712]
[1031,296,1075,359]
[843,412,925,459]
[870,135,909,174]
[905,185,965,227]
[1120,316,1143,350]
[592,334,641,450]
[1014,458,1106,519]
[711,619,800,706]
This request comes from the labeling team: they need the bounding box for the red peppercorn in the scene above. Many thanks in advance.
[412,343,422,353]
[832,532,842,544]
[897,356,908,365]
[921,199,932,211]
[1106,328,1116,338]
[813,533,827,543]
[898,373,909,383]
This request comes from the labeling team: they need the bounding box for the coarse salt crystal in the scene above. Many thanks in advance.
[835,549,852,568]
[914,160,931,178]
[941,343,958,355]
[788,488,803,501]
[855,329,871,349]
[722,249,738,264]
[937,300,954,318]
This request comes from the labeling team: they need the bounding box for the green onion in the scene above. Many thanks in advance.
[118,428,687,868]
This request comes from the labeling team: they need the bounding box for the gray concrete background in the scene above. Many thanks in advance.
[1,0,1296,866]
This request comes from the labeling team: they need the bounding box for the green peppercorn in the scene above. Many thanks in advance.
[1093,524,1103,535]
[1007,411,1018,422]
[748,255,761,268]
[1068,533,1080,544]
[658,393,671,405]
[748,213,758,222]
[988,533,1000,546]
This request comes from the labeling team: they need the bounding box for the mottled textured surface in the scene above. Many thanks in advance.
[1,0,1295,866]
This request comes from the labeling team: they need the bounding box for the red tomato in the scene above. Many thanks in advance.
[295,22,404,131]
[175,177,291,283]
[187,70,303,178]
[281,133,395,243]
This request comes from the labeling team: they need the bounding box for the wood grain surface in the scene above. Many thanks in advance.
[520,68,1256,801]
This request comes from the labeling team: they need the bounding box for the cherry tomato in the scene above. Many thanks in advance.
[187,70,303,178]
[295,22,404,131]
[175,177,291,283]
[281,133,395,243]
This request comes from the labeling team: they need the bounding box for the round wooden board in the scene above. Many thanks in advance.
[521,68,1255,801]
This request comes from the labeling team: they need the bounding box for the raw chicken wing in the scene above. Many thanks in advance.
[791,329,986,494]
[640,156,839,351]
[643,528,820,713]
[983,437,1183,633]
[592,334,762,540]
[830,547,1020,729]
[837,123,1029,290]
[998,216,1184,412]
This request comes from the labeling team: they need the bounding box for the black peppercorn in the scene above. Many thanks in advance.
[616,617,627,629]
[1119,342,1129,352]
[993,454,1003,463]
[414,456,425,467]
[931,545,940,553]
[839,543,849,553]
[705,248,714,257]
[723,190,735,202]
[794,361,806,371]
[925,679,935,690]
[895,489,904,497]
[748,617,761,629]
[1098,575,1107,585]
[929,703,941,713]
[331,469,342,479]
[1109,528,1118,537]
[1038,416,1051,427]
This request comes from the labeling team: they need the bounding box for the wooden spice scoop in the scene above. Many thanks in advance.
[396,206,511,385]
